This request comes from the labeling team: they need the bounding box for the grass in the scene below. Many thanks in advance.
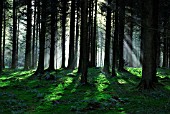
[0,67,170,114]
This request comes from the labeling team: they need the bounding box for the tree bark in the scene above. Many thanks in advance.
[103,0,111,74]
[61,0,67,68]
[112,0,119,77]
[80,0,88,84]
[35,0,47,74]
[118,0,125,71]
[12,0,17,69]
[68,0,76,69]
[24,0,32,70]
[138,0,158,89]
[48,0,57,71]
[0,0,3,72]
[2,4,6,69]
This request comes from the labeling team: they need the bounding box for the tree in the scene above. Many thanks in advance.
[61,0,67,68]
[35,0,47,74]
[112,0,119,77]
[0,0,4,72]
[118,0,125,71]
[48,0,57,71]
[68,0,75,69]
[80,0,88,84]
[32,0,37,69]
[103,0,111,74]
[91,0,97,67]
[12,0,17,69]
[24,0,32,70]
[138,0,158,89]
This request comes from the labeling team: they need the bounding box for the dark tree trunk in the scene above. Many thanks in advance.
[80,0,88,84]
[24,0,32,70]
[112,0,119,77]
[48,0,57,71]
[118,0,125,71]
[162,19,168,67]
[91,0,97,67]
[12,0,17,69]
[68,0,76,69]
[0,0,3,72]
[138,0,158,89]
[35,0,40,69]
[129,0,133,67]
[74,0,80,68]
[32,0,37,69]
[103,0,111,74]
[61,0,67,68]
[2,1,6,69]
[35,0,47,74]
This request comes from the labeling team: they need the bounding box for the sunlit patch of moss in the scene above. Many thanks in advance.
[45,77,73,101]
[126,67,142,77]
[72,69,78,73]
[64,77,73,87]
[95,73,110,92]
[0,80,10,87]
[94,93,111,101]
[165,86,170,91]
[117,79,127,84]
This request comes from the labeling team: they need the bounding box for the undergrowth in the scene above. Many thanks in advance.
[0,67,170,113]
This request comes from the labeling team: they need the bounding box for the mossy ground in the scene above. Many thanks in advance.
[0,68,170,114]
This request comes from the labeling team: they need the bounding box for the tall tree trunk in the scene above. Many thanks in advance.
[35,0,46,74]
[0,0,3,72]
[61,0,67,68]
[112,0,119,77]
[129,0,133,67]
[68,0,75,69]
[91,0,96,67]
[2,2,6,69]
[80,0,88,84]
[48,0,57,71]
[74,0,80,68]
[138,0,158,89]
[24,0,32,70]
[12,0,17,69]
[35,0,40,69]
[162,19,168,67]
[103,0,111,74]
[32,0,37,69]
[118,0,125,71]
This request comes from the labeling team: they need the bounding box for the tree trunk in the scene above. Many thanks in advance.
[68,0,76,69]
[24,0,32,70]
[0,0,3,72]
[103,0,111,74]
[12,0,17,69]
[112,0,119,77]
[32,0,37,69]
[74,0,80,68]
[118,0,125,71]
[138,0,158,89]
[48,0,57,71]
[91,0,97,67]
[61,0,67,68]
[35,0,47,74]
[80,0,88,84]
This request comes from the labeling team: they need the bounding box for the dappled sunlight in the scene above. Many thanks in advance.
[0,80,10,87]
[45,77,74,101]
[95,73,110,92]
[117,79,127,84]
[126,67,142,77]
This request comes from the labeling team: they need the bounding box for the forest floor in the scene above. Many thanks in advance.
[0,67,170,114]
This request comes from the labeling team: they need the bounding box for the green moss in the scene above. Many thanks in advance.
[0,68,170,113]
